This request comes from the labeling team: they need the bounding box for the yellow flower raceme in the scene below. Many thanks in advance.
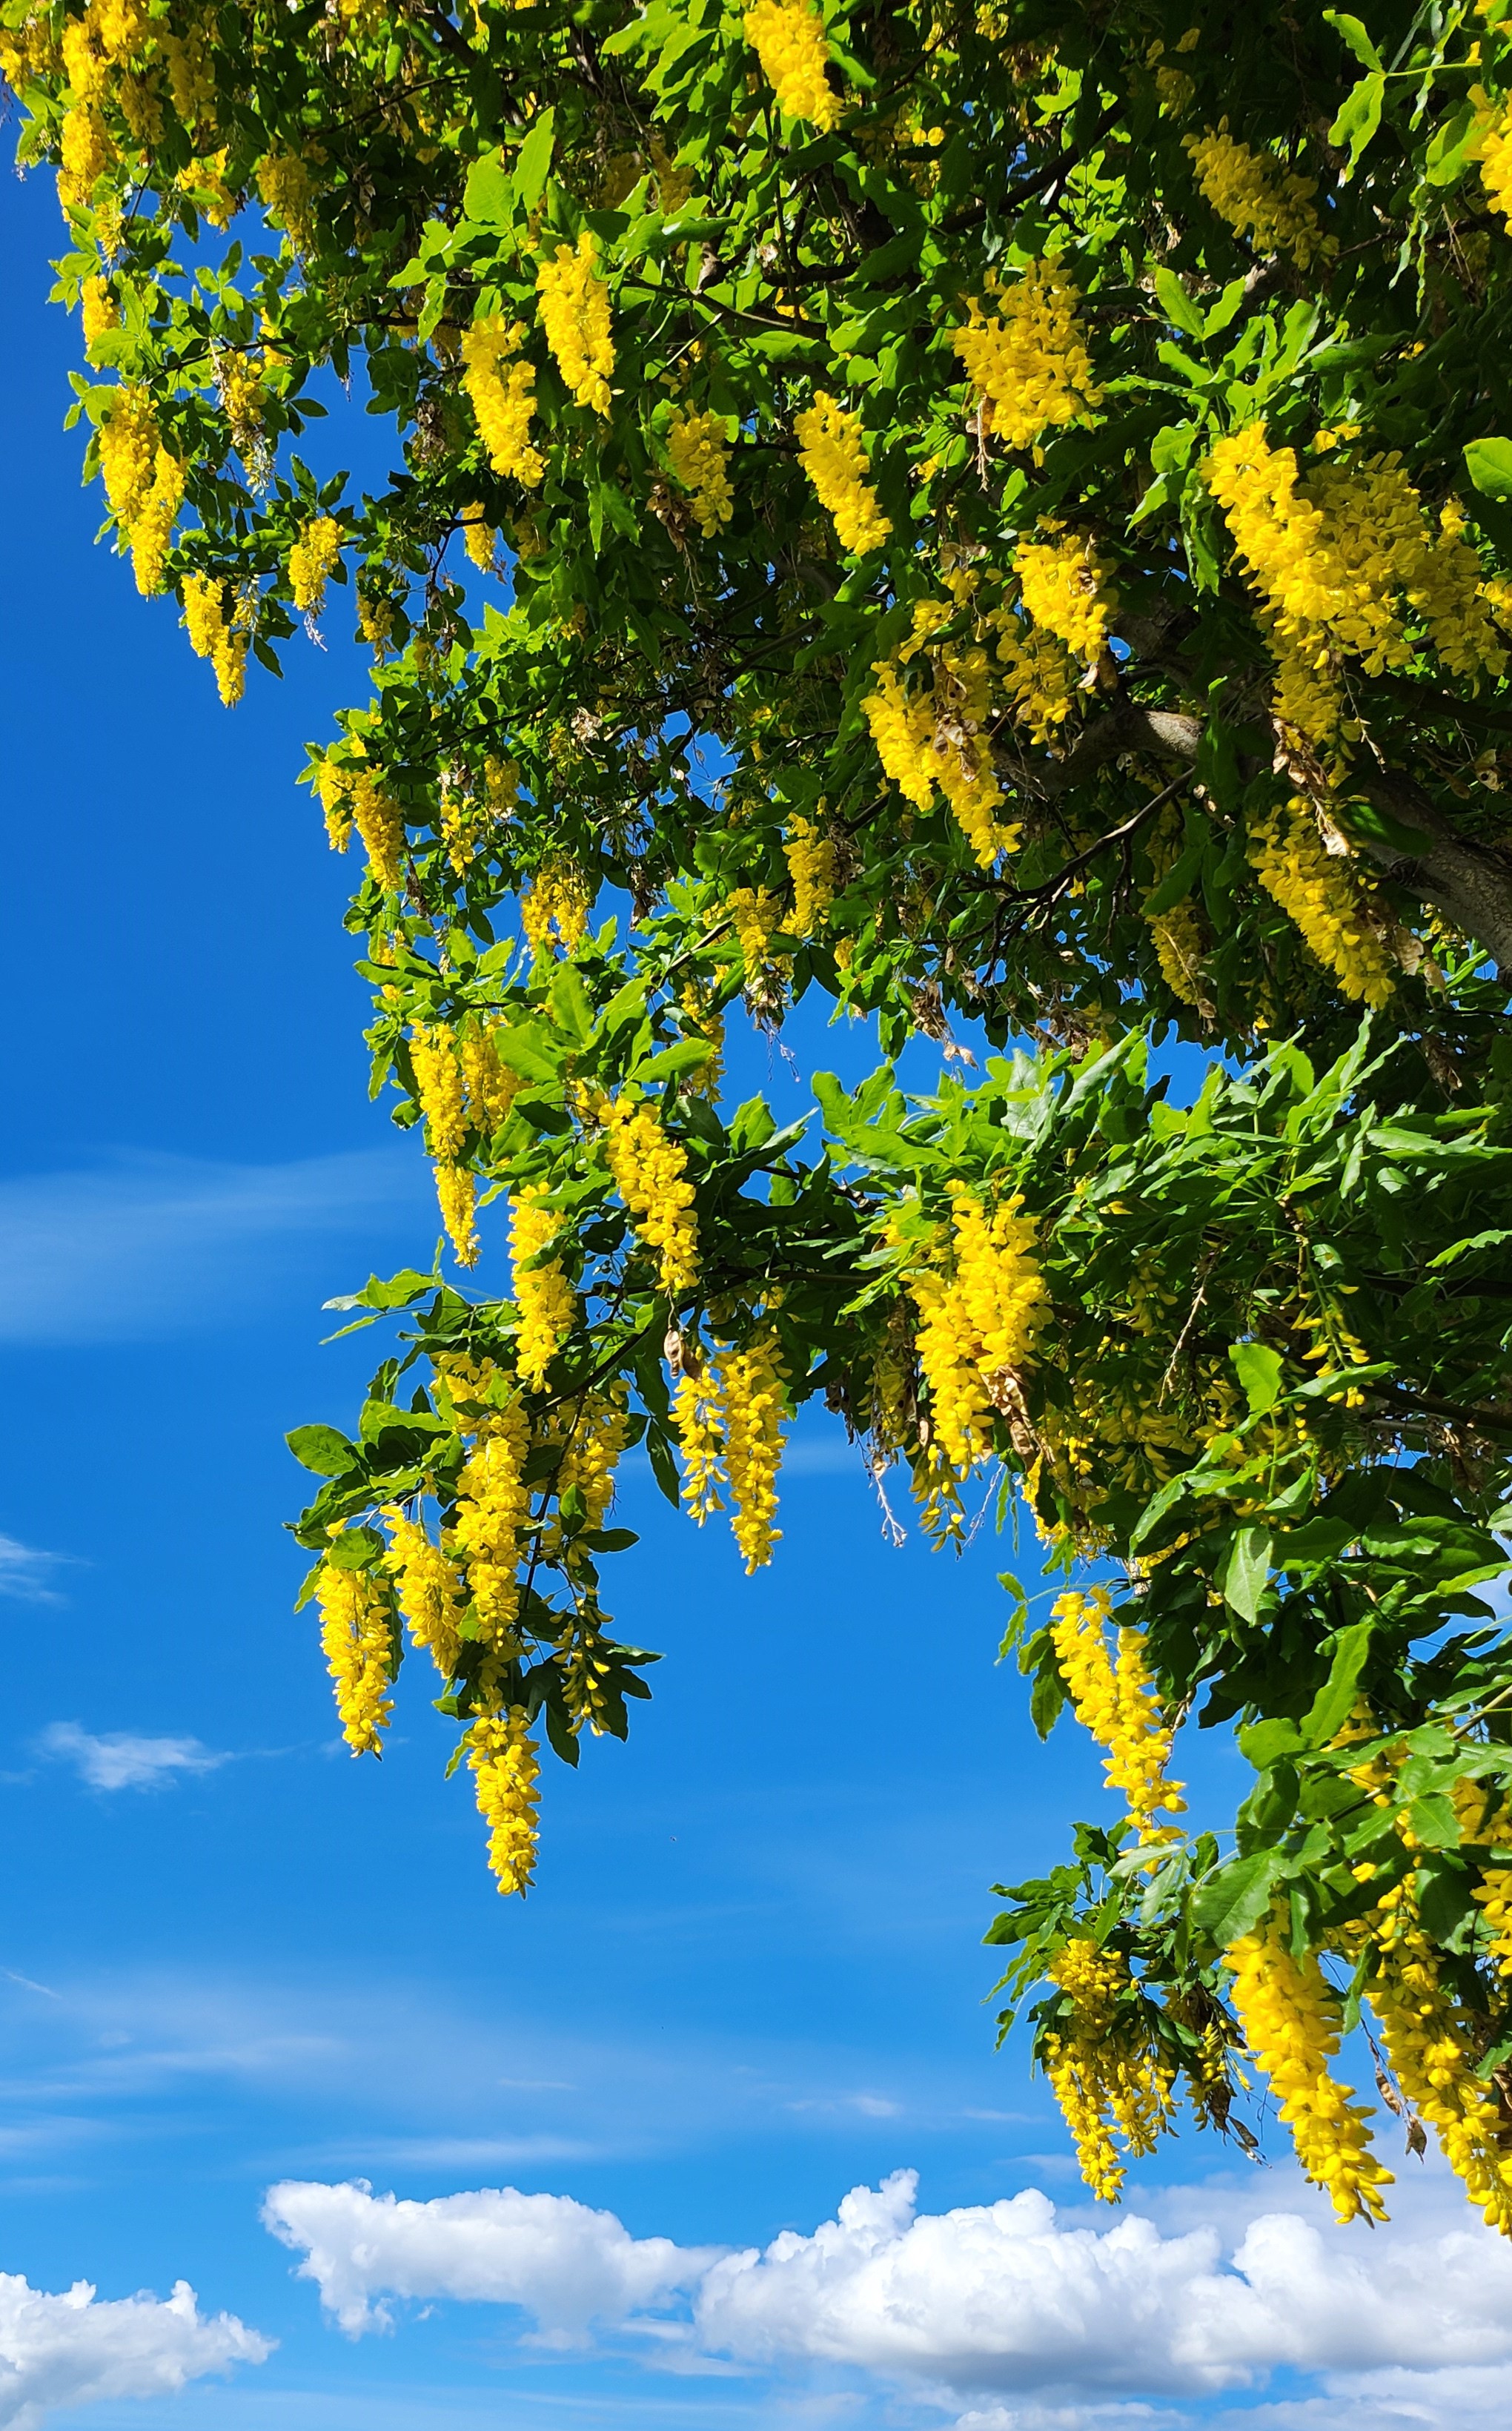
[511,1188,576,1389]
[81,275,118,351]
[603,1096,699,1297]
[381,1505,464,1681]
[316,1558,394,1756]
[673,1362,727,1520]
[59,102,114,212]
[1472,88,1512,226]
[1368,1877,1512,2235]
[410,1025,469,1161]
[721,1329,787,1571]
[288,515,344,616]
[898,1185,1046,1472]
[1049,1587,1186,1840]
[98,386,159,529]
[127,446,184,597]
[182,572,250,707]
[521,859,594,955]
[727,884,784,980]
[256,151,317,250]
[465,1708,540,1895]
[451,1391,532,1650]
[1015,532,1114,661]
[1042,1939,1176,2201]
[536,233,614,414]
[459,1021,523,1134]
[666,406,735,535]
[461,510,497,573]
[548,1388,630,1545]
[995,619,1080,744]
[952,258,1102,452]
[743,0,841,130]
[863,606,1021,866]
[1184,123,1333,270]
[1249,798,1394,1008]
[794,394,890,554]
[460,314,545,484]
[1225,1917,1393,2223]
[784,816,837,934]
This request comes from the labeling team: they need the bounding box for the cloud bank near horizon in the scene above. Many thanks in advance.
[264,2163,1512,2428]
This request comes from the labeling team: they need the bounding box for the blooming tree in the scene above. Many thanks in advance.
[9,0,1512,2229]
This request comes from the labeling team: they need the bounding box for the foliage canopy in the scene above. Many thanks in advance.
[10,0,1512,2231]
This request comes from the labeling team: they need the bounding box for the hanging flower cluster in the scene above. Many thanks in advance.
[536,232,614,414]
[666,406,735,535]
[316,1558,394,1756]
[743,0,841,130]
[1013,531,1115,663]
[461,314,545,486]
[288,515,343,616]
[1049,1587,1187,1845]
[510,1187,576,1388]
[1247,798,1395,1008]
[863,601,1021,866]
[1184,123,1333,269]
[1224,1912,1394,2223]
[951,258,1103,452]
[602,1096,700,1296]
[1041,1939,1176,2201]
[671,1330,789,1570]
[793,393,890,554]
[465,1709,541,1896]
[894,1184,1047,1472]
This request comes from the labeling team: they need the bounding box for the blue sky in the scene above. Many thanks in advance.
[4,165,1512,2431]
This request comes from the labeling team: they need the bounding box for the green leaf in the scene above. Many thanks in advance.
[1465,438,1512,504]
[490,1024,563,1084]
[1300,1618,1373,1748]
[462,149,511,227]
[646,1425,683,1509]
[1328,71,1385,174]
[1190,1849,1286,1944]
[324,1524,385,1571]
[1322,10,1382,69]
[1153,267,1205,339]
[513,108,557,215]
[1230,1340,1284,1415]
[287,1423,359,1476]
[1221,1525,1273,1624]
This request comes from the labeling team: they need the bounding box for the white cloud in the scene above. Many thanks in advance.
[262,2180,721,2339]
[0,2269,268,2429]
[0,1537,70,1607]
[264,2165,1512,2429]
[0,1148,429,1343]
[37,1723,227,1793]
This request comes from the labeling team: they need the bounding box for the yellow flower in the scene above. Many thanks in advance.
[536,232,614,415]
[721,1328,787,1571]
[666,406,735,535]
[465,1708,540,1895]
[726,884,784,981]
[1249,798,1394,1008]
[784,816,837,934]
[181,572,251,707]
[511,1188,576,1389]
[995,618,1081,745]
[1015,531,1114,661]
[1049,1587,1186,1840]
[1368,1873,1512,2235]
[1225,1916,1393,2223]
[81,275,119,353]
[520,859,594,956]
[898,1185,1047,1472]
[127,447,184,598]
[1042,1939,1176,2201]
[316,1557,394,1756]
[459,1020,523,1134]
[98,386,159,529]
[794,393,890,553]
[59,103,115,214]
[451,1390,533,1650]
[288,515,344,616]
[1185,122,1333,270]
[343,767,406,890]
[863,607,1021,866]
[743,0,841,130]
[952,259,1102,452]
[673,1362,727,1520]
[461,314,546,483]
[382,1505,464,1681]
[603,1097,700,1298]
[256,151,318,251]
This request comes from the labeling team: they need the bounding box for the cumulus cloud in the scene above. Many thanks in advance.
[265,2165,1512,2427]
[36,1723,228,1793]
[262,2179,720,2338]
[0,2269,268,2429]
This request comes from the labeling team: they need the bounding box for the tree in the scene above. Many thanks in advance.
[8,0,1512,2235]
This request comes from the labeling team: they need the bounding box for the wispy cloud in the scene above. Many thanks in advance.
[36,1722,228,1793]
[0,1147,431,1343]
[0,1534,71,1606]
